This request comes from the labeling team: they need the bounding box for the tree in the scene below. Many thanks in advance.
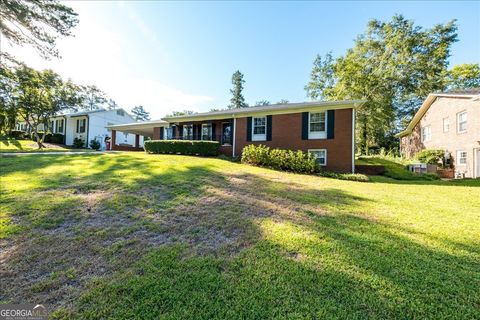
[80,85,107,111]
[0,0,78,59]
[107,99,118,110]
[277,99,289,104]
[167,110,196,117]
[12,65,80,148]
[229,70,248,109]
[445,64,480,89]
[305,52,336,101]
[305,15,458,154]
[0,66,19,134]
[131,105,151,121]
[254,100,270,106]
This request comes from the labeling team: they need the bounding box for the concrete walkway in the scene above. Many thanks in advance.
[0,151,121,156]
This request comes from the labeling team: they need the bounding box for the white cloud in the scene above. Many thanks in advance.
[2,2,214,120]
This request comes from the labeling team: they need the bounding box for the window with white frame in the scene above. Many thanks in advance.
[308,149,327,166]
[183,125,193,140]
[56,119,64,133]
[76,119,86,133]
[457,151,467,165]
[442,117,449,133]
[421,126,431,142]
[309,112,327,139]
[252,116,266,141]
[457,111,467,133]
[201,123,212,140]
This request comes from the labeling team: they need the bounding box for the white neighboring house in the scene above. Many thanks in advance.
[16,108,143,149]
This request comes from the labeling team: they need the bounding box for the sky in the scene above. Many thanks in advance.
[3,1,480,119]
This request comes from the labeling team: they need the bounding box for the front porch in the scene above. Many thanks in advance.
[157,119,234,156]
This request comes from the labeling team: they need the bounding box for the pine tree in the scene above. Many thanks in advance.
[131,105,151,121]
[229,70,248,109]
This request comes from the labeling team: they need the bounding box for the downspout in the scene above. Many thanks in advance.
[85,115,90,149]
[232,115,236,158]
[352,109,356,173]
[63,115,67,145]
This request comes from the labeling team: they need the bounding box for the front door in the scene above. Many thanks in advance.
[222,122,232,146]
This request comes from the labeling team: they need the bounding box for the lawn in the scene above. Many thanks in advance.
[1,153,479,319]
[0,139,89,153]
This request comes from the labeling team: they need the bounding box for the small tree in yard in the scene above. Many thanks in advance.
[89,139,101,150]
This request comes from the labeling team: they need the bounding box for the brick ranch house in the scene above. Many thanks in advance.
[396,89,480,178]
[108,100,365,173]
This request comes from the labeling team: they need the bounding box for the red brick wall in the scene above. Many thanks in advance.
[153,127,161,140]
[234,109,354,172]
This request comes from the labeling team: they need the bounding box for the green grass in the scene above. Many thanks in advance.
[1,153,479,319]
[356,156,439,180]
[0,139,88,153]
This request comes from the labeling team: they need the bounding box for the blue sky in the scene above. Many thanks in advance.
[8,1,480,119]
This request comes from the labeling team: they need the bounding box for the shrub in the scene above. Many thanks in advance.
[73,137,85,148]
[7,130,28,139]
[144,140,220,156]
[241,144,317,174]
[416,149,444,165]
[317,171,370,182]
[89,139,101,150]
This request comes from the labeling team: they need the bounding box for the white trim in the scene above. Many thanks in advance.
[421,126,431,142]
[252,116,267,141]
[456,150,467,165]
[308,149,327,166]
[232,117,237,157]
[456,110,467,134]
[308,111,327,140]
[352,109,355,173]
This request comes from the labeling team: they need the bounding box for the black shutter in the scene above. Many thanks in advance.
[301,112,309,140]
[327,110,335,139]
[172,126,176,139]
[266,115,272,141]
[211,123,216,141]
[160,127,164,140]
[193,124,197,140]
[246,117,252,142]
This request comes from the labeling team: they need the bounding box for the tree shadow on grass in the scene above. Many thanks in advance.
[0,139,23,150]
[1,154,479,318]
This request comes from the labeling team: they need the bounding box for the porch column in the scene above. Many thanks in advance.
[111,130,116,150]
[153,127,161,140]
[135,134,140,148]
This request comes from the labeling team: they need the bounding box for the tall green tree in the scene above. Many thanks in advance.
[229,70,248,109]
[80,85,107,111]
[13,66,81,148]
[0,0,78,60]
[131,105,151,121]
[305,15,458,154]
[0,66,19,134]
[305,52,336,101]
[446,64,480,89]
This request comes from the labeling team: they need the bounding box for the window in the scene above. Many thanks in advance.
[123,132,129,142]
[442,117,449,133]
[421,126,431,142]
[309,149,327,166]
[55,119,64,133]
[49,120,54,132]
[457,111,467,133]
[76,119,86,133]
[309,112,327,139]
[457,151,467,165]
[116,109,125,117]
[222,122,232,145]
[201,123,212,140]
[252,116,266,141]
[183,125,193,140]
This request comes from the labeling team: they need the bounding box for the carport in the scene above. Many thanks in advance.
[106,120,169,150]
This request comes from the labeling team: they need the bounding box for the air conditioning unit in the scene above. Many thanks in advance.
[454,171,466,179]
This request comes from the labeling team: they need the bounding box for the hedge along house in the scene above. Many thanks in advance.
[109,100,365,172]
[396,89,480,178]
